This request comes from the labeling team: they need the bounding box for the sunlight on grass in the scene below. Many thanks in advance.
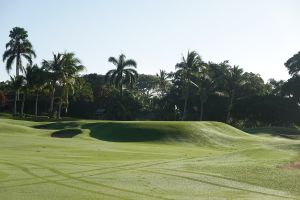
[0,117,300,199]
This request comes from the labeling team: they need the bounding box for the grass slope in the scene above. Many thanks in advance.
[0,117,300,199]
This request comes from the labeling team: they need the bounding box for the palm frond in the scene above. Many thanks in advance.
[110,70,119,85]
[6,55,15,73]
[21,53,33,65]
[108,57,118,66]
[125,68,138,77]
[119,54,126,62]
[105,69,116,83]
[123,59,137,68]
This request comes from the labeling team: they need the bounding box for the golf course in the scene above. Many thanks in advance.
[2,1,300,199]
[1,114,300,200]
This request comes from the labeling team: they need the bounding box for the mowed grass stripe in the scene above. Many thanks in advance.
[29,163,173,200]
[1,161,170,200]
[0,161,124,200]
[140,169,296,199]
[160,168,293,198]
[0,157,191,185]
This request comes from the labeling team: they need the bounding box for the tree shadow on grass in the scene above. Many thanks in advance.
[34,122,81,130]
[51,129,82,138]
[81,122,183,142]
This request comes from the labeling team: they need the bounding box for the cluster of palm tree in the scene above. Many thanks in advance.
[175,51,205,120]
[174,51,244,122]
[42,52,85,118]
[3,27,85,118]
[2,27,141,119]
[1,27,246,122]
[7,53,84,119]
[101,53,251,122]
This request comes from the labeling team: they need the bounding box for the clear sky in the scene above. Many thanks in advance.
[1,0,300,82]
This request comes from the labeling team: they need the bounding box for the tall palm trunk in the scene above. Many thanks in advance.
[58,96,63,119]
[16,56,20,100]
[16,59,19,77]
[182,85,189,121]
[13,91,17,115]
[49,87,55,114]
[226,89,235,123]
[183,97,188,120]
[120,84,123,97]
[21,92,26,117]
[35,91,39,118]
[200,93,208,121]
[200,100,204,121]
[65,90,69,113]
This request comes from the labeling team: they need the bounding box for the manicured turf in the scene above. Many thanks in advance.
[0,116,300,199]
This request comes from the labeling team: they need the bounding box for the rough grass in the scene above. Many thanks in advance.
[0,116,300,200]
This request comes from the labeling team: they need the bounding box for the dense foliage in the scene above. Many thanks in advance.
[1,27,300,127]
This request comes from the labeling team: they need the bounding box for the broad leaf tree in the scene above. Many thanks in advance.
[285,51,300,76]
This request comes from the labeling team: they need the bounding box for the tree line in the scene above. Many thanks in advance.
[1,27,300,127]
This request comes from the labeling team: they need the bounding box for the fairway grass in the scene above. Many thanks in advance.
[0,117,300,199]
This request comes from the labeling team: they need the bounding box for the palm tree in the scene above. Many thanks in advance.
[3,27,36,101]
[175,51,203,120]
[20,65,32,117]
[3,27,36,77]
[42,53,65,115]
[105,54,138,96]
[31,65,45,118]
[20,64,44,117]
[10,75,25,115]
[61,52,85,113]
[156,70,170,97]
[191,64,216,121]
[225,65,244,123]
[43,52,84,119]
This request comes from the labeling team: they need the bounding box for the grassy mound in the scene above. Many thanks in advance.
[34,120,253,145]
[79,121,254,148]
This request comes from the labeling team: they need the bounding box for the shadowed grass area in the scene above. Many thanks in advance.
[83,122,183,142]
[51,129,82,138]
[0,113,12,119]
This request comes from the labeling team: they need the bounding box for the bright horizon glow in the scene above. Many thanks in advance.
[1,0,300,82]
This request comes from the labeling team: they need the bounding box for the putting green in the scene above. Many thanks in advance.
[0,117,300,199]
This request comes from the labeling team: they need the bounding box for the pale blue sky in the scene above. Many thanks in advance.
[1,0,300,81]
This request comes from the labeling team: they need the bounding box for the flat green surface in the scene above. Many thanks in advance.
[0,117,300,199]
